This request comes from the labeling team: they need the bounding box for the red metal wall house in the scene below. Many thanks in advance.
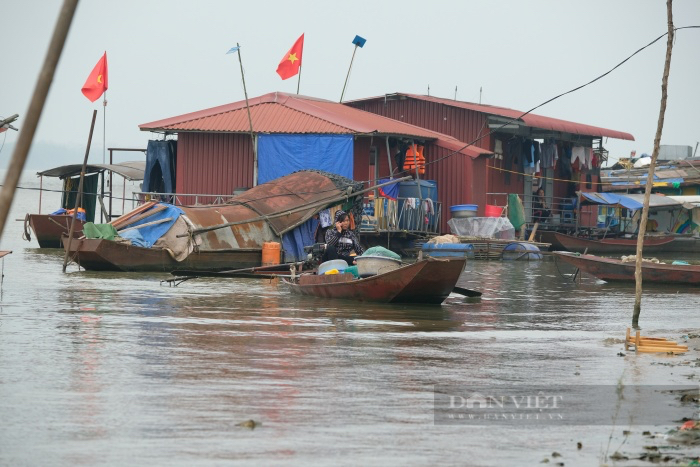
[346,93,634,229]
[139,92,491,234]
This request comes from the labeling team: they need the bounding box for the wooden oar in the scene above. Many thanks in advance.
[452,286,482,297]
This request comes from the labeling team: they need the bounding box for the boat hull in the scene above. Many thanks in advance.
[285,257,466,304]
[554,252,700,285]
[65,238,262,272]
[553,232,675,254]
[28,214,84,248]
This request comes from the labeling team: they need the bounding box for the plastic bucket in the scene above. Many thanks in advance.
[318,259,347,275]
[262,241,281,266]
[484,204,503,217]
[450,204,478,218]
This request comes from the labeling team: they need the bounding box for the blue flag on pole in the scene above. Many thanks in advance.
[352,35,366,48]
[226,46,240,54]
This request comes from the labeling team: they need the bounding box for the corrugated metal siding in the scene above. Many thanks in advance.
[348,99,492,151]
[351,98,493,230]
[351,94,634,141]
[176,133,254,204]
[487,158,523,209]
[423,145,475,233]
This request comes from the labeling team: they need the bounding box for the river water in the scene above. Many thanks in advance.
[1,172,699,466]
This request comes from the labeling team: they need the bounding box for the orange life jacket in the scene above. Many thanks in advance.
[403,144,426,175]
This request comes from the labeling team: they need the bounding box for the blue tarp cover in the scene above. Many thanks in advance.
[378,178,399,200]
[257,134,353,184]
[118,203,184,248]
[282,217,319,262]
[580,192,683,211]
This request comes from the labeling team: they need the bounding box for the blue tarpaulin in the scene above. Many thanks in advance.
[257,134,353,184]
[282,217,319,262]
[580,192,683,211]
[377,178,399,200]
[117,203,184,248]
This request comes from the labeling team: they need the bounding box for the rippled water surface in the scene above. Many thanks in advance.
[1,173,699,465]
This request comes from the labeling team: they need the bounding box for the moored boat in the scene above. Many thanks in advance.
[284,257,467,304]
[553,251,700,285]
[553,232,675,254]
[24,160,145,248]
[65,170,368,272]
[25,214,85,248]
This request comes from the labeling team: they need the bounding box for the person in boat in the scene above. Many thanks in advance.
[324,210,364,265]
[532,187,551,222]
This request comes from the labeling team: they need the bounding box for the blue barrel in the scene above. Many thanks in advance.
[501,242,542,261]
[422,243,474,259]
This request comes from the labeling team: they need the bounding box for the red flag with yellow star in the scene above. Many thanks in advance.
[81,52,108,102]
[276,34,304,80]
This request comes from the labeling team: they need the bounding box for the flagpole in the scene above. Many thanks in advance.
[296,65,302,95]
[102,91,108,223]
[102,91,107,164]
[235,43,258,186]
[339,45,358,103]
[340,35,366,103]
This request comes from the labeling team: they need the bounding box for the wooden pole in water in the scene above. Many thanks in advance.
[633,0,674,326]
[63,110,98,273]
[0,0,78,241]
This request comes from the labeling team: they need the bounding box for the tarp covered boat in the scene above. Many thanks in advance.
[65,170,365,272]
[554,252,700,285]
[284,257,467,304]
[553,192,700,254]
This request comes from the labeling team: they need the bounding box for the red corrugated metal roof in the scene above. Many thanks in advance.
[350,93,635,141]
[139,92,491,159]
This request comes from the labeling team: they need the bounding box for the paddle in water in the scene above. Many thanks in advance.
[452,286,482,297]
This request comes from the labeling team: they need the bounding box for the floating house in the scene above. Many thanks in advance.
[346,93,635,230]
[138,92,492,246]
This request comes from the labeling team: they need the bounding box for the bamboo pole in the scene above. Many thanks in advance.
[115,204,167,230]
[235,43,257,187]
[118,217,172,233]
[110,201,156,228]
[0,0,78,241]
[63,110,98,272]
[633,0,674,326]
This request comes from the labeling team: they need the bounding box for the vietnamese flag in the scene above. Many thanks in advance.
[276,34,304,80]
[81,52,108,102]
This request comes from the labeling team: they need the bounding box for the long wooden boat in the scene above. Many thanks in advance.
[25,214,84,248]
[553,252,700,285]
[284,257,467,304]
[64,237,262,272]
[553,232,676,254]
[65,170,368,272]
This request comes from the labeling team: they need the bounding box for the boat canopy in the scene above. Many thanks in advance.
[667,195,700,207]
[579,192,687,210]
[37,161,146,181]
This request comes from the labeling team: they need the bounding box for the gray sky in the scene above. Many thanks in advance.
[1,0,699,169]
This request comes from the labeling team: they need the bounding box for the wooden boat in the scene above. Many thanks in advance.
[553,251,700,285]
[24,161,145,248]
[553,232,675,254]
[284,257,467,304]
[65,170,369,272]
[64,237,262,272]
[24,214,84,248]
